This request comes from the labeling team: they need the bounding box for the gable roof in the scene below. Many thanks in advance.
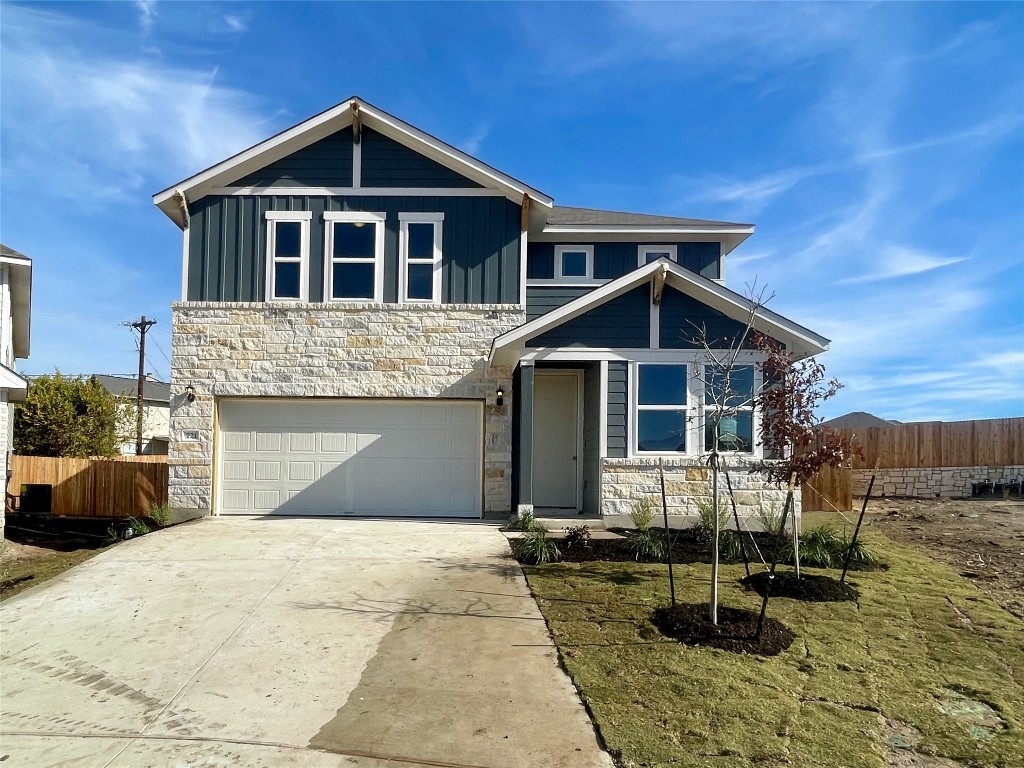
[490,259,829,365]
[0,243,32,358]
[154,96,553,228]
[820,411,901,430]
[537,206,754,254]
[92,374,171,404]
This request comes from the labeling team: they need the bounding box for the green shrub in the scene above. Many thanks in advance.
[563,524,592,549]
[630,496,656,531]
[505,510,547,533]
[105,516,151,543]
[694,494,731,541]
[511,530,560,564]
[627,528,665,562]
[796,523,876,569]
[719,530,747,562]
[149,502,172,528]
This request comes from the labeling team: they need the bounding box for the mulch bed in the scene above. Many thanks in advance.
[651,602,796,656]
[740,570,860,602]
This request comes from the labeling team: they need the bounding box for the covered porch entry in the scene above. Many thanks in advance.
[512,361,606,518]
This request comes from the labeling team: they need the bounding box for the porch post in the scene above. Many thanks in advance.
[516,361,535,516]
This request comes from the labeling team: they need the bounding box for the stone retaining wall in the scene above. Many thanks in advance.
[852,465,1024,498]
[169,302,524,514]
[600,457,797,526]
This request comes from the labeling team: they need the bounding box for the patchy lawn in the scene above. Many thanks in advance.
[523,522,1023,768]
[1,528,112,601]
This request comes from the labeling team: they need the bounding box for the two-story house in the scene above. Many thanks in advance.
[0,244,32,531]
[154,97,828,523]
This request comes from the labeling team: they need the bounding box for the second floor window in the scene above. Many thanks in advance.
[399,212,443,303]
[324,212,385,302]
[266,211,311,301]
[638,245,678,268]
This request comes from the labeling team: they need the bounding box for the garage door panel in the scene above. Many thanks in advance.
[255,433,281,452]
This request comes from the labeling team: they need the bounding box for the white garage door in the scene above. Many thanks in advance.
[217,399,483,517]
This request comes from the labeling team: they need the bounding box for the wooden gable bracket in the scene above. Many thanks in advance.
[352,100,362,144]
[520,192,531,232]
[652,263,668,305]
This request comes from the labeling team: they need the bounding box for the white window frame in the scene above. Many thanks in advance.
[630,361,697,457]
[702,363,758,456]
[323,211,386,303]
[265,211,312,302]
[554,244,594,282]
[637,244,678,268]
[398,212,444,303]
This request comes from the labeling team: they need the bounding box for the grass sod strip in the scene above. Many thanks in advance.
[523,525,1023,768]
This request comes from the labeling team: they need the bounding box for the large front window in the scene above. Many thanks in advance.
[324,212,384,301]
[704,364,755,452]
[636,364,688,453]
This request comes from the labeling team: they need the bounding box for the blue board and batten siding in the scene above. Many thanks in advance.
[525,286,593,321]
[361,128,482,188]
[234,128,354,188]
[187,195,521,304]
[524,286,650,347]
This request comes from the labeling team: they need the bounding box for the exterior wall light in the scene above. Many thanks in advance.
[185,384,196,403]
[495,387,505,407]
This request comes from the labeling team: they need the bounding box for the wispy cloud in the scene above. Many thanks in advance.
[459,124,490,156]
[0,5,270,201]
[836,246,967,285]
[223,15,248,33]
[135,0,157,35]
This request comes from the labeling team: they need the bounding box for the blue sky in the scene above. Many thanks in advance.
[1,1,1022,421]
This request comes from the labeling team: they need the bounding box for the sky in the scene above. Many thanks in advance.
[1,1,1022,422]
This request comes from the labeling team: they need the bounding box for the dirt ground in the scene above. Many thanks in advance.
[1,522,111,601]
[865,496,1024,620]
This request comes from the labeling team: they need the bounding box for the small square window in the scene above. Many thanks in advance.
[554,245,593,281]
[638,245,678,268]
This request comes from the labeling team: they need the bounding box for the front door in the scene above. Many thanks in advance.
[533,371,580,509]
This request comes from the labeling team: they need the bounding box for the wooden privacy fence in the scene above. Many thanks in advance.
[9,455,168,519]
[801,417,1024,512]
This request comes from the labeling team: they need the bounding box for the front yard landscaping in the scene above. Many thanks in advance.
[522,516,1023,768]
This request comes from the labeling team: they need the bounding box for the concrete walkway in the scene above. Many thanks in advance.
[1,517,612,768]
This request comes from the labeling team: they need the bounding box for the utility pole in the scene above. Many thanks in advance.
[129,316,157,455]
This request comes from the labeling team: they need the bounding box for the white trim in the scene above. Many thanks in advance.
[544,225,752,235]
[352,140,362,189]
[266,210,313,220]
[638,244,678,268]
[526,279,608,288]
[264,215,310,302]
[599,360,608,458]
[518,230,528,307]
[181,225,190,301]
[520,348,767,363]
[649,282,659,350]
[398,213,444,304]
[534,369,585,512]
[209,186,509,198]
[323,211,386,303]
[554,245,594,282]
[490,259,830,366]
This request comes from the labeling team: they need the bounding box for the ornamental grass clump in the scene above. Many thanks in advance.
[626,497,664,561]
[511,529,560,565]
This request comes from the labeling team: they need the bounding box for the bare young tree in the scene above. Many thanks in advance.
[688,283,773,625]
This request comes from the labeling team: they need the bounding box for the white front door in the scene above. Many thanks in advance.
[533,372,580,509]
[217,398,483,517]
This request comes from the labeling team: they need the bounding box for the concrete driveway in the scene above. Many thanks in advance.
[1,517,612,768]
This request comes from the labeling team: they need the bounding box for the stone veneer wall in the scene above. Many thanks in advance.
[600,457,797,525]
[169,302,525,515]
[852,465,1024,498]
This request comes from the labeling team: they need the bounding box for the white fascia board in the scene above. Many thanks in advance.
[541,225,754,234]
[4,258,31,358]
[489,260,829,366]
[154,97,553,227]
[0,363,29,398]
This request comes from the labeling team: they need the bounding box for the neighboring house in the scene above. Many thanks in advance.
[91,374,171,455]
[0,244,32,530]
[153,97,828,522]
[821,411,901,430]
